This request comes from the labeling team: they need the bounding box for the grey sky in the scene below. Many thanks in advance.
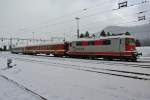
[0,0,149,40]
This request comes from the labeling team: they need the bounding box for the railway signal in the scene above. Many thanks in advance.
[138,16,146,21]
[136,10,147,21]
[118,1,128,9]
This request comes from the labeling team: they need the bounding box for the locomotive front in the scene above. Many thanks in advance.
[124,37,142,61]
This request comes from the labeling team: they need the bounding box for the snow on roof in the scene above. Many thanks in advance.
[13,41,66,48]
[72,35,135,42]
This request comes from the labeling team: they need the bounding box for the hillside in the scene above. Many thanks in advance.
[102,23,150,46]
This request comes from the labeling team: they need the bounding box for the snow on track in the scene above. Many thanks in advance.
[2,53,150,81]
[0,51,150,100]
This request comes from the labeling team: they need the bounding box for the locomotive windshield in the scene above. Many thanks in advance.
[126,38,135,45]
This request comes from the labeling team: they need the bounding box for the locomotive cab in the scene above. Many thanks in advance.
[125,38,136,51]
[124,37,142,61]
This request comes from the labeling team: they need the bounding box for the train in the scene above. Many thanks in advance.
[11,35,142,61]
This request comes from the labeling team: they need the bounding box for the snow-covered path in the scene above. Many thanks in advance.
[0,50,150,100]
[0,75,45,100]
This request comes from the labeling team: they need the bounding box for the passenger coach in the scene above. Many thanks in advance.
[11,42,68,57]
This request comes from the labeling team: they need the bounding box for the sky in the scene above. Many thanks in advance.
[0,0,149,40]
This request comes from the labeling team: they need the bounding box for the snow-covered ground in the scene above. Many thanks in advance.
[0,47,150,100]
[0,76,44,100]
[137,46,150,57]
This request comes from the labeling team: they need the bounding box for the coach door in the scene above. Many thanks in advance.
[119,38,121,51]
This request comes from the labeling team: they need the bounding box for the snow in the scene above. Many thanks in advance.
[137,46,150,57]
[0,47,150,100]
[0,75,42,100]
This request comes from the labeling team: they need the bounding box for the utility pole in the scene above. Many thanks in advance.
[32,32,35,40]
[75,17,80,38]
[63,33,66,42]
[10,38,12,51]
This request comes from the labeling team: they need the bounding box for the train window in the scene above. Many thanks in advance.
[48,46,51,49]
[126,38,135,45]
[94,40,103,45]
[76,41,82,46]
[82,41,88,46]
[88,41,94,45]
[103,40,111,45]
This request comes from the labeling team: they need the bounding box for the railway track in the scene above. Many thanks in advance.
[10,53,150,69]
[5,55,150,81]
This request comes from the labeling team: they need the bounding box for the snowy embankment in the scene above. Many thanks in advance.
[137,46,150,57]
[0,58,44,100]
[0,75,45,100]
[0,47,150,100]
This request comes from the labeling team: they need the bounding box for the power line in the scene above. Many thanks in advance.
[23,11,149,33]
[20,0,113,31]
[17,0,150,38]
[27,0,148,32]
[20,0,127,32]
[24,15,149,38]
[36,17,147,36]
[113,0,149,10]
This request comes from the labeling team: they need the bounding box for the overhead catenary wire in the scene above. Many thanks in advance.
[21,0,149,34]
[27,11,150,35]
[20,0,113,31]
[35,18,149,38]
[14,0,150,40]
[27,15,150,38]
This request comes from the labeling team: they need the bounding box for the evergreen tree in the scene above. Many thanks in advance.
[100,30,106,37]
[125,31,131,35]
[107,32,112,36]
[85,31,89,37]
[92,34,95,38]
[80,33,84,38]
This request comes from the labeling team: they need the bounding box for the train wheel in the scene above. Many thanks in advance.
[54,54,62,57]
[131,58,137,62]
[46,53,50,55]
[88,56,95,60]
[124,58,129,61]
[103,57,113,61]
